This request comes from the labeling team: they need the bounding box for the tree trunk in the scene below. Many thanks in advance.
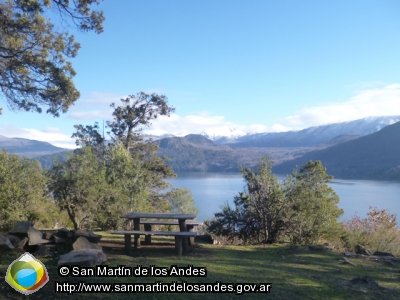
[66,204,79,230]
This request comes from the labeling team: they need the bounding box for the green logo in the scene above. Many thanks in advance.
[5,252,49,295]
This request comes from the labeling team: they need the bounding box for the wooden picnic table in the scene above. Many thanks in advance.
[119,212,197,254]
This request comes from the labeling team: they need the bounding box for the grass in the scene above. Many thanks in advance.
[1,231,400,299]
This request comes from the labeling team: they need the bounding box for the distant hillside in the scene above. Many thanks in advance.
[0,135,67,158]
[32,150,71,169]
[157,134,313,172]
[315,134,361,148]
[224,116,400,148]
[273,121,400,180]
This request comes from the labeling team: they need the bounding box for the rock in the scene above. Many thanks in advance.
[0,234,14,249]
[42,231,55,240]
[74,230,102,244]
[373,251,395,257]
[4,234,20,247]
[341,257,357,266]
[8,221,32,236]
[33,244,56,258]
[355,244,373,256]
[349,276,379,288]
[54,236,67,244]
[16,237,29,249]
[58,249,107,267]
[72,236,102,251]
[55,228,73,239]
[27,227,50,245]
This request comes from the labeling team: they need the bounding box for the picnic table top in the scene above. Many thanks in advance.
[113,230,197,236]
[140,220,202,225]
[120,212,197,220]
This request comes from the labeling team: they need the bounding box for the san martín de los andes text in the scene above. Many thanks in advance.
[60,265,207,278]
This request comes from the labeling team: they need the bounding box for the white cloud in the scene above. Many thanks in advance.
[0,123,76,149]
[67,92,123,121]
[2,84,400,148]
[144,113,289,137]
[68,110,113,120]
[282,84,400,129]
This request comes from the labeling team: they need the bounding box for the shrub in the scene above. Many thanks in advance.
[341,206,400,256]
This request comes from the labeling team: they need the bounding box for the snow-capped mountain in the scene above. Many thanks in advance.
[225,116,400,148]
[144,115,400,148]
[199,127,254,143]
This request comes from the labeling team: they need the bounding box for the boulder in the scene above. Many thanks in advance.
[373,251,395,257]
[74,230,102,244]
[8,221,32,236]
[16,237,29,249]
[0,234,14,249]
[33,244,56,258]
[27,227,50,245]
[43,231,55,240]
[54,236,67,244]
[72,236,102,251]
[4,234,20,247]
[355,244,373,256]
[55,228,73,239]
[349,276,379,288]
[58,249,107,267]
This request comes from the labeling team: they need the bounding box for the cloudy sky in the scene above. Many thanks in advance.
[1,0,400,148]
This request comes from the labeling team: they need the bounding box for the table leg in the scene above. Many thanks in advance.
[187,224,194,246]
[178,219,189,253]
[133,218,140,248]
[124,235,131,254]
[175,236,183,256]
[144,224,152,244]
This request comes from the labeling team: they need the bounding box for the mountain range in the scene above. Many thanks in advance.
[211,115,400,147]
[0,115,399,180]
[273,120,400,180]
[0,135,67,158]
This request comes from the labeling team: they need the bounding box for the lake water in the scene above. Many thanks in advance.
[165,172,400,223]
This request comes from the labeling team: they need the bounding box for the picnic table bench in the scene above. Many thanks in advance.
[113,230,197,256]
[112,213,198,256]
[140,220,203,245]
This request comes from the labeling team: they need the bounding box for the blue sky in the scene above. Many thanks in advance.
[1,0,400,148]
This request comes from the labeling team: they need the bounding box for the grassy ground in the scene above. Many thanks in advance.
[1,231,399,299]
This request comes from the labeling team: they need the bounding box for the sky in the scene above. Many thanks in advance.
[1,0,400,148]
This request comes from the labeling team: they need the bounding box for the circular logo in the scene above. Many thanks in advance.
[5,252,49,295]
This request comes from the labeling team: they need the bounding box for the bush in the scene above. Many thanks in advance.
[0,150,49,231]
[206,158,343,245]
[340,206,400,256]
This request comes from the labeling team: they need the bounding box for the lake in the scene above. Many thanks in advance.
[165,172,400,223]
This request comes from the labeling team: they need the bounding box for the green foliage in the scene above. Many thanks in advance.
[107,92,175,149]
[340,207,400,256]
[72,122,105,153]
[206,157,286,244]
[0,0,104,116]
[47,146,116,230]
[284,161,344,244]
[206,158,344,245]
[97,142,148,229]
[166,188,199,214]
[67,93,176,229]
[0,149,49,230]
